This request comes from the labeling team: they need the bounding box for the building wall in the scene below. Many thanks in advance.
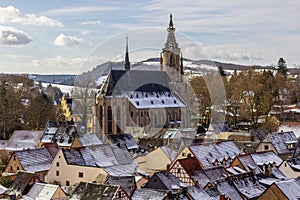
[45,150,105,186]
[279,161,300,179]
[256,142,277,154]
[3,152,24,174]
[96,94,183,137]
[258,184,288,200]
[172,147,193,163]
[134,147,171,175]
[52,187,67,200]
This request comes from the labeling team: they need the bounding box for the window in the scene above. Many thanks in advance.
[177,168,181,173]
[10,166,12,170]
[66,181,70,186]
[17,167,19,170]
[56,162,59,167]
[264,145,269,150]
[107,106,113,134]
[13,155,16,161]
[284,162,287,167]
[56,171,59,176]
[79,172,83,178]
[182,152,186,157]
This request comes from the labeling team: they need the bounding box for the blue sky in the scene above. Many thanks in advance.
[0,0,299,74]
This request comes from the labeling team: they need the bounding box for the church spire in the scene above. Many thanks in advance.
[124,35,130,71]
[168,13,175,31]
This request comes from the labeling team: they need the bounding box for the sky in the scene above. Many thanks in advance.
[0,0,300,74]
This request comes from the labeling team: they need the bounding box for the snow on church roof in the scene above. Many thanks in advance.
[126,91,185,109]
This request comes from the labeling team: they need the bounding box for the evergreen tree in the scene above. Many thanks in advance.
[277,57,288,77]
[218,65,226,76]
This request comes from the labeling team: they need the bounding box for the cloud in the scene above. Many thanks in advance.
[32,59,40,66]
[54,34,83,46]
[45,6,121,16]
[0,26,32,46]
[0,6,63,27]
[81,30,90,35]
[80,20,101,25]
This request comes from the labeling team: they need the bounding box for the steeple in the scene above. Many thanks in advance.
[124,36,130,71]
[168,13,175,31]
[161,14,180,70]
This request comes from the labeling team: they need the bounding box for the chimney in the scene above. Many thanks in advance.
[166,164,171,171]
[220,194,226,200]
[194,180,200,188]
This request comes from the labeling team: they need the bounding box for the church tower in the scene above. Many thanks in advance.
[124,36,130,71]
[160,14,184,80]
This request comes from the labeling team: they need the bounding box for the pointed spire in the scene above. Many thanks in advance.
[124,35,130,71]
[168,13,175,31]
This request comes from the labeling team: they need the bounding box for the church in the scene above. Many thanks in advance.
[94,15,190,140]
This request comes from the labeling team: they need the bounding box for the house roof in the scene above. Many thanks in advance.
[106,176,135,197]
[232,176,266,199]
[40,121,78,147]
[77,134,103,147]
[62,144,135,176]
[145,171,186,191]
[186,186,216,200]
[269,131,298,155]
[138,138,165,152]
[251,151,283,167]
[24,182,62,200]
[189,141,240,169]
[204,167,227,182]
[176,157,201,176]
[5,171,37,196]
[42,143,59,158]
[191,170,211,188]
[107,133,138,150]
[69,182,119,200]
[214,180,243,200]
[6,130,43,150]
[286,157,300,171]
[132,188,168,200]
[274,178,300,200]
[236,154,262,174]
[15,148,53,173]
[0,184,7,195]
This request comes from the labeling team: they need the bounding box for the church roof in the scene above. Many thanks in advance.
[106,70,170,96]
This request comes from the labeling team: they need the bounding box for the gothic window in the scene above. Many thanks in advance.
[99,106,103,129]
[116,106,121,133]
[108,106,113,134]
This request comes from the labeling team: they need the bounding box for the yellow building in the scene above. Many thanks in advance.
[134,147,172,175]
[60,95,73,122]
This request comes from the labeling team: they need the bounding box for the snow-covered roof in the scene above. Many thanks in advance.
[189,141,240,169]
[62,144,135,176]
[269,131,298,155]
[126,91,185,109]
[132,188,167,200]
[106,133,138,151]
[251,151,283,166]
[274,178,300,200]
[78,134,103,147]
[40,121,79,147]
[15,148,53,173]
[24,183,61,200]
[233,176,266,199]
[5,130,43,151]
